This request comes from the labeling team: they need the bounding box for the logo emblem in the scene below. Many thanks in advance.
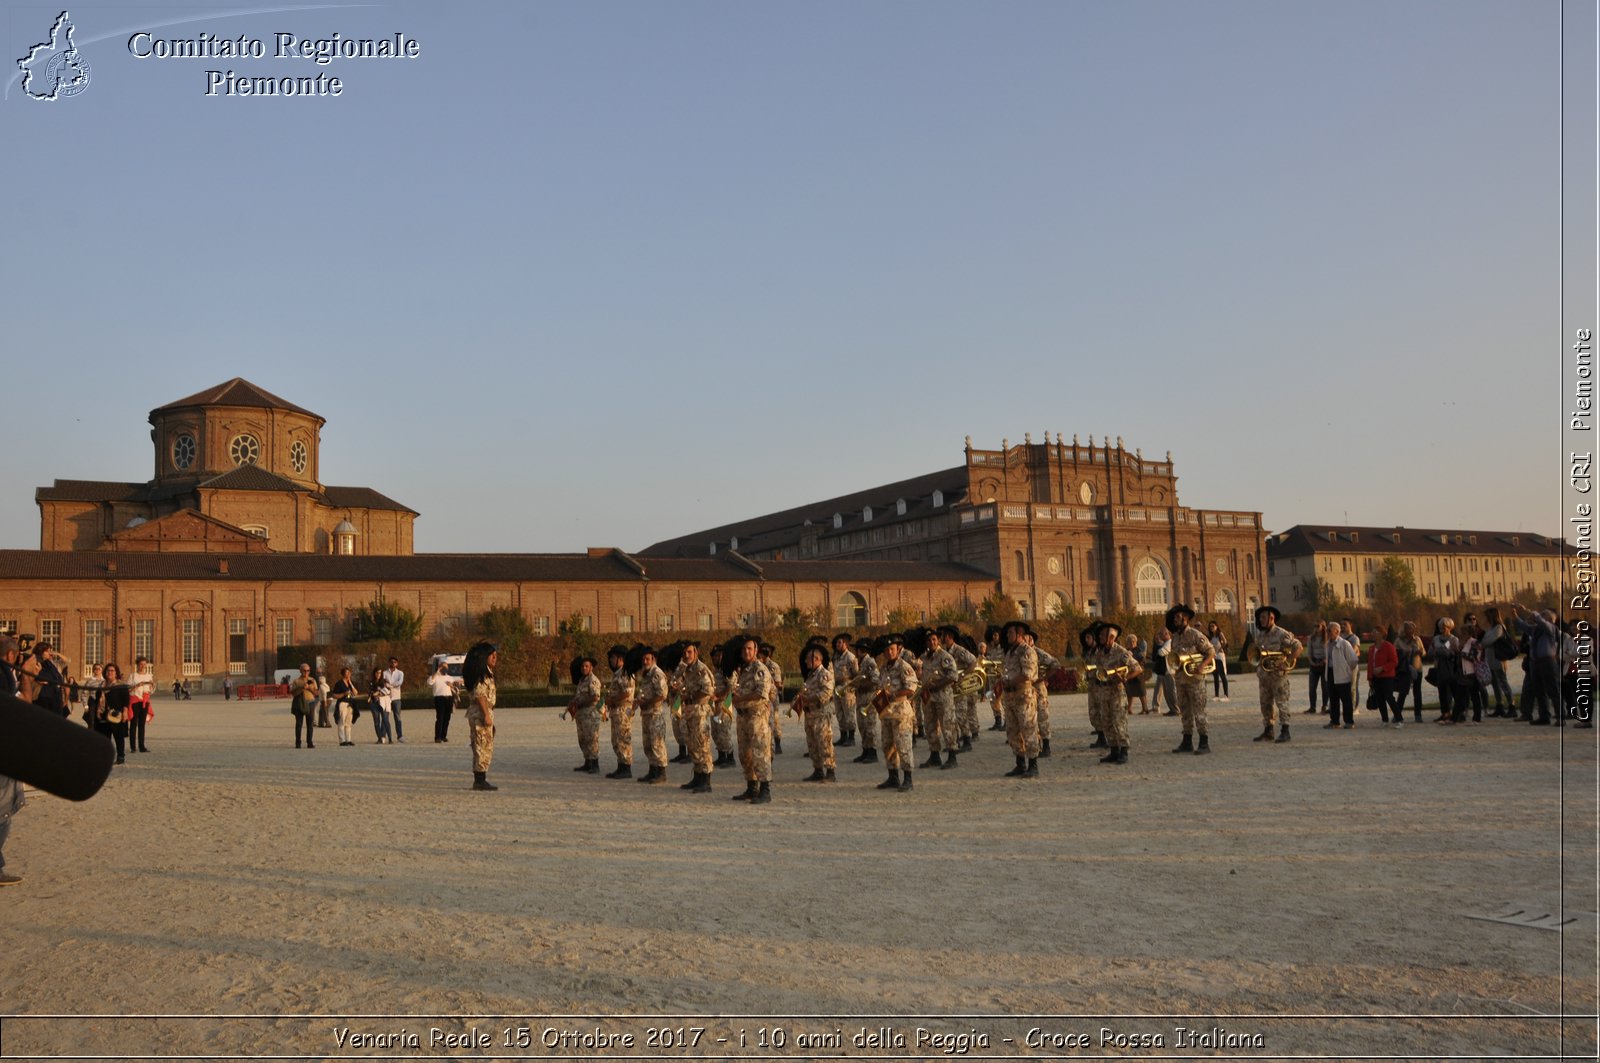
[18,11,91,101]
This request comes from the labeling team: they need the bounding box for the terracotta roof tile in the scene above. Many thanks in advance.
[150,378,320,421]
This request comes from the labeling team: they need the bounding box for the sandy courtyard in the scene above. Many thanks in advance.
[1,680,1595,1061]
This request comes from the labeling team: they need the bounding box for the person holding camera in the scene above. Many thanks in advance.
[0,635,27,885]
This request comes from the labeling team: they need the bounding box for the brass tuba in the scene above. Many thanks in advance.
[953,659,994,697]
[1176,651,1216,678]
[1247,645,1292,675]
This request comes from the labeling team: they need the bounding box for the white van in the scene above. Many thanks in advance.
[427,652,466,682]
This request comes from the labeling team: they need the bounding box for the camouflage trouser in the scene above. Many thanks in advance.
[639,707,668,769]
[879,698,914,773]
[573,706,601,760]
[711,705,735,754]
[1035,686,1052,740]
[924,692,957,753]
[1003,688,1040,758]
[1176,680,1208,736]
[1088,682,1125,745]
[835,691,856,738]
[671,709,685,749]
[769,700,783,741]
[803,707,835,771]
[1259,670,1292,728]
[913,698,927,738]
[737,708,772,782]
[466,704,494,773]
[682,701,714,774]
[609,706,635,765]
[959,693,979,737]
[858,698,879,750]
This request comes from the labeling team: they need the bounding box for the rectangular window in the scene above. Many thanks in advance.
[83,620,105,669]
[275,618,294,649]
[532,616,550,636]
[616,614,634,633]
[181,619,203,676]
[227,618,248,675]
[40,618,61,650]
[657,614,675,632]
[0,618,15,636]
[698,614,714,630]
[134,619,154,662]
[312,616,334,644]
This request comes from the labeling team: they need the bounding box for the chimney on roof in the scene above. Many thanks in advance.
[218,559,229,574]
[106,559,117,573]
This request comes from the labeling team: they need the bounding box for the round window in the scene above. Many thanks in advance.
[1078,482,1095,505]
[229,434,260,466]
[1215,557,1228,575]
[172,432,196,470]
[289,440,308,474]
[1046,556,1062,575]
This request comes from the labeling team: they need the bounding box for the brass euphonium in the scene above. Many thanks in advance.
[1086,663,1131,684]
[1247,645,1292,674]
[953,659,993,697]
[1176,651,1217,678]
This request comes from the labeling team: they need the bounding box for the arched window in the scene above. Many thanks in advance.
[1014,550,1027,580]
[896,498,907,515]
[863,506,873,522]
[1044,591,1068,619]
[1213,589,1235,614]
[832,513,843,529]
[1133,556,1170,613]
[932,489,944,507]
[1246,554,1256,579]
[834,592,868,628]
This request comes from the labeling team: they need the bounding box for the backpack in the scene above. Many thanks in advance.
[1493,632,1519,661]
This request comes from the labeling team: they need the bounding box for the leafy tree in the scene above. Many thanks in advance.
[977,592,1020,624]
[883,605,923,631]
[934,600,976,623]
[775,606,822,632]
[348,599,423,642]
[1295,576,1341,615]
[479,605,534,651]
[1371,556,1420,615]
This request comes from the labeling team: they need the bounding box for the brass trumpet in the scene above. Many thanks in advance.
[1085,663,1131,684]
[1176,651,1217,678]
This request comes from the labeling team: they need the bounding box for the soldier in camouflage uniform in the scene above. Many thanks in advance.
[1166,604,1214,754]
[984,625,1007,731]
[873,633,920,791]
[796,643,837,781]
[669,692,690,765]
[633,647,671,784]
[603,645,637,779]
[918,629,962,769]
[1084,621,1140,764]
[1000,620,1041,777]
[831,634,859,750]
[709,646,737,767]
[565,655,603,773]
[672,641,718,792]
[1026,629,1059,757]
[938,627,980,749]
[852,639,881,763]
[730,636,775,803]
[1249,605,1302,744]
[463,641,499,791]
[758,643,784,756]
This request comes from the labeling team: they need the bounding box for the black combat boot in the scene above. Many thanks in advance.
[731,780,758,801]
[1099,746,1120,763]
[606,760,632,779]
[1023,758,1039,778]
[1252,726,1274,742]
[853,748,874,764]
[920,751,942,769]
[773,737,783,754]
[574,759,592,771]
[1113,746,1129,764]
[823,768,836,782]
[802,768,825,782]
[1274,726,1291,743]
[877,770,901,790]
[639,765,665,783]
[1004,755,1027,777]
[671,744,690,764]
[1172,734,1194,753]
[1196,734,1210,754]
[690,771,713,793]
[898,769,913,792]
[836,732,855,747]
[990,718,1005,731]
[752,781,772,804]
[959,736,973,752]
[940,750,958,769]
[680,771,702,790]
[472,772,497,791]
[1089,731,1106,749]
[1039,738,1052,757]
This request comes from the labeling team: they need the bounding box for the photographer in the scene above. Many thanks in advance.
[22,641,68,718]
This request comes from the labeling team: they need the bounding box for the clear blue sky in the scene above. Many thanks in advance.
[1,0,1572,553]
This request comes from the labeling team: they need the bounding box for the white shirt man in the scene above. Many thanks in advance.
[383,658,406,742]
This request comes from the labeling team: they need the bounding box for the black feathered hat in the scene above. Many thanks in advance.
[984,624,1003,644]
[757,642,775,657]
[606,644,629,663]
[569,656,596,684]
[1165,604,1197,629]
[624,643,649,675]
[882,632,906,648]
[798,640,831,678]
[656,641,688,673]
[957,632,980,655]
[902,627,930,657]
[1089,619,1122,640]
[1255,604,1281,624]
[718,635,751,677]
[831,632,854,647]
